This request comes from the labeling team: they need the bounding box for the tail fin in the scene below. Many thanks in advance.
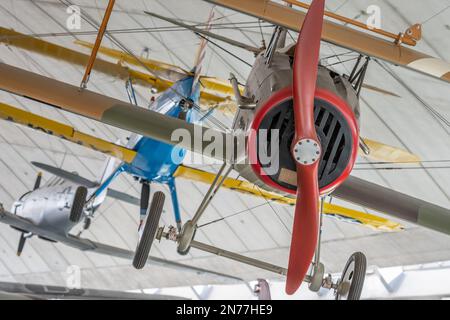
[191,7,215,93]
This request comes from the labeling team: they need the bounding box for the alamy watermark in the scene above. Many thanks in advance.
[65,265,81,289]
[66,5,81,30]
[170,128,281,175]
[366,5,382,30]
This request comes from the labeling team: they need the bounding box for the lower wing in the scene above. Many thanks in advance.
[174,165,403,231]
[334,176,450,236]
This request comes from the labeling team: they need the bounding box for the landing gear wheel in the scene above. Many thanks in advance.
[177,220,196,256]
[133,191,165,269]
[308,262,325,292]
[83,217,92,230]
[69,186,87,223]
[335,252,367,300]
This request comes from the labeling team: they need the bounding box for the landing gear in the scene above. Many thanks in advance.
[83,217,92,231]
[176,220,196,255]
[139,181,150,230]
[69,186,88,223]
[133,191,165,269]
[17,232,32,256]
[175,163,232,255]
[303,198,367,299]
[335,252,367,300]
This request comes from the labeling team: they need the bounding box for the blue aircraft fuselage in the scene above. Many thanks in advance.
[102,76,200,225]
[123,76,197,183]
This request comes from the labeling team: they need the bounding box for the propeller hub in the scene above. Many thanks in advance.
[292,139,321,166]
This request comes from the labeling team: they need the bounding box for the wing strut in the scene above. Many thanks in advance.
[80,0,116,89]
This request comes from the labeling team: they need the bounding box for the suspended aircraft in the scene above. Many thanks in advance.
[0,0,449,299]
[0,3,403,272]
[0,159,245,282]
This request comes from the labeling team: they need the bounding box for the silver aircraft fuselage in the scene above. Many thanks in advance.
[12,178,86,235]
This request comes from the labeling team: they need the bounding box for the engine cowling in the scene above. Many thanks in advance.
[247,84,359,196]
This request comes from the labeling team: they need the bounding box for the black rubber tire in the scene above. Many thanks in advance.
[69,186,87,223]
[133,191,165,269]
[336,252,367,300]
[83,217,92,230]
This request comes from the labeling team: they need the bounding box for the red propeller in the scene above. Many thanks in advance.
[286,0,326,295]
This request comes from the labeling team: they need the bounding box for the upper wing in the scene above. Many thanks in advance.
[74,39,191,81]
[334,176,450,236]
[0,27,173,92]
[174,165,403,231]
[0,28,234,109]
[0,63,231,164]
[204,0,450,84]
[74,41,242,100]
[0,206,241,282]
[0,102,137,163]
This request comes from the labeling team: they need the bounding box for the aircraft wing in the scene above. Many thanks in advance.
[2,99,418,166]
[0,63,232,164]
[0,281,186,300]
[0,27,173,93]
[0,205,242,282]
[174,165,403,231]
[0,27,234,110]
[0,102,137,164]
[334,176,450,236]
[75,39,192,81]
[74,41,242,103]
[204,0,450,85]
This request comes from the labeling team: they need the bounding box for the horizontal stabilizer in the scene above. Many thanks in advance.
[31,162,98,188]
[106,189,140,206]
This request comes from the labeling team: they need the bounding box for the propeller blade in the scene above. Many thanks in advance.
[33,172,42,190]
[287,0,325,295]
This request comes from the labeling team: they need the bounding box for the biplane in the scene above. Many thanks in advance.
[0,0,449,299]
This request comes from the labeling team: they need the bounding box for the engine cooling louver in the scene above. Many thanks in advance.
[257,98,354,191]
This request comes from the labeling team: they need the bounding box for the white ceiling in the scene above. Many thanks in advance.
[0,0,449,293]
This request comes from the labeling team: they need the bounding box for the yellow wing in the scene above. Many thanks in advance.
[0,27,239,112]
[74,41,242,103]
[0,102,137,163]
[173,165,403,231]
[0,27,173,93]
[0,103,402,232]
[74,40,191,80]
[360,138,421,163]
